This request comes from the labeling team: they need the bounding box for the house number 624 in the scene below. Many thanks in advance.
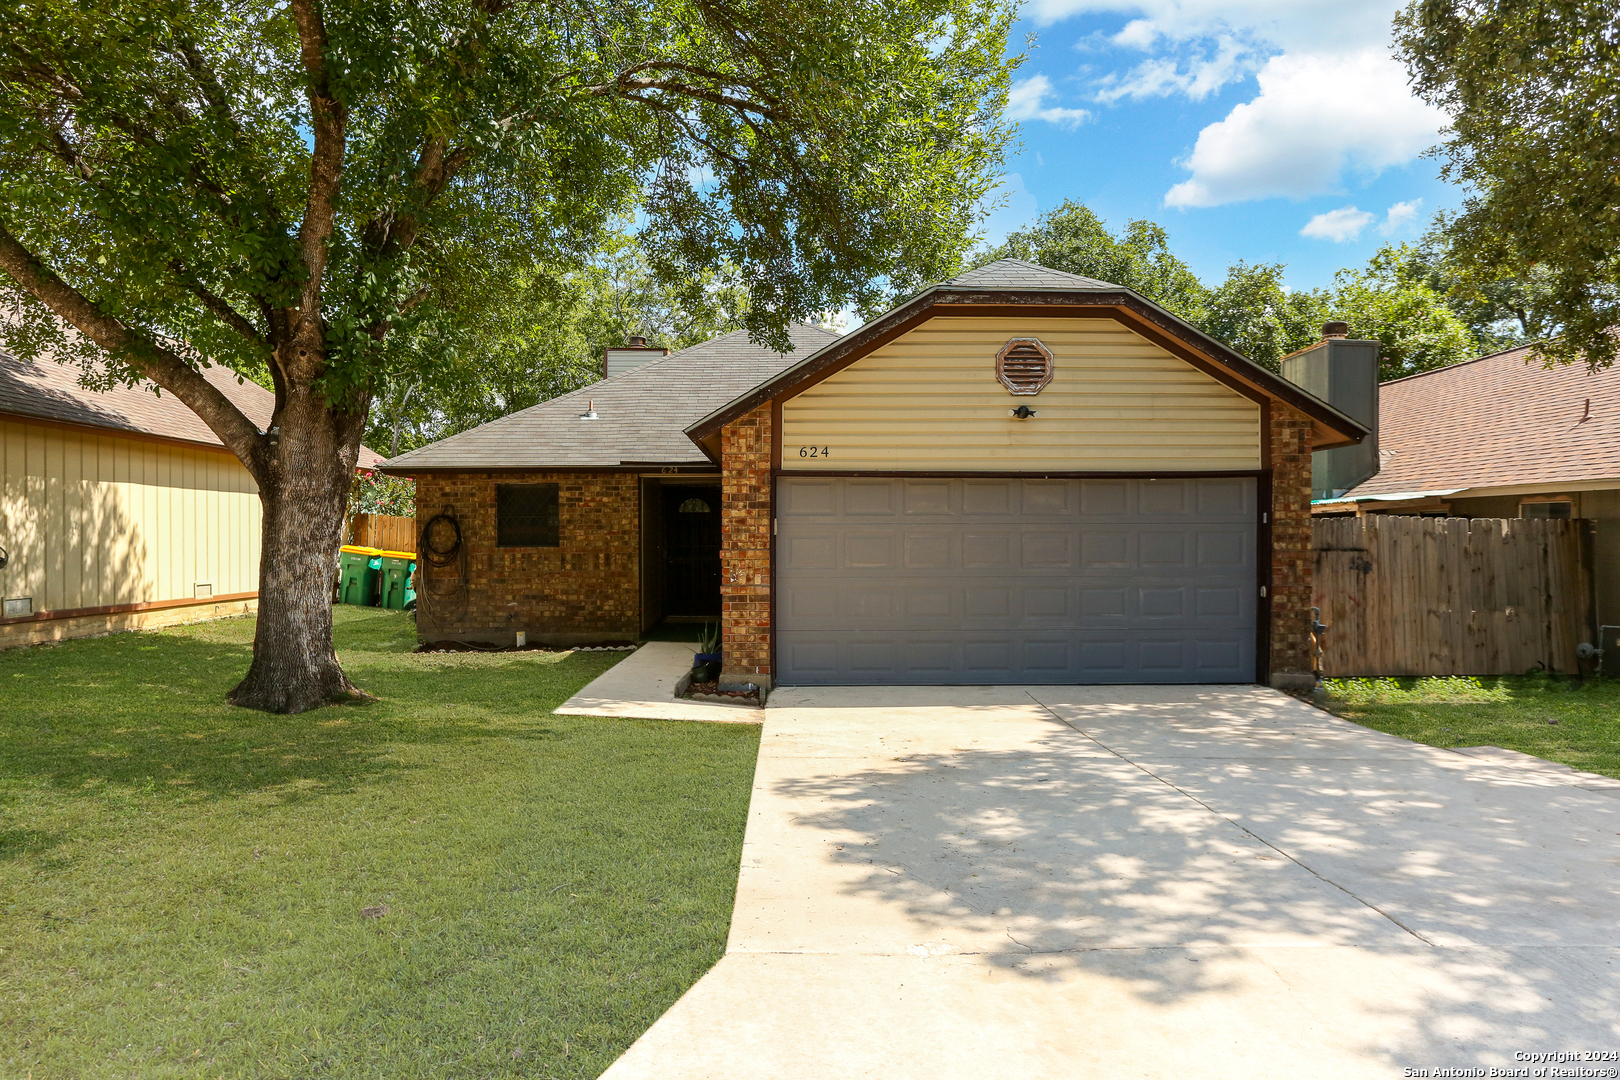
[798,446,830,458]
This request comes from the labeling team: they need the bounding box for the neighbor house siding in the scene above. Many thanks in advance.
[0,418,262,646]
[411,471,640,647]
[780,316,1262,472]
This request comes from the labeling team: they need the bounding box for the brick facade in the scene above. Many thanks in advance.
[718,405,773,690]
[413,471,640,647]
[1268,402,1316,688]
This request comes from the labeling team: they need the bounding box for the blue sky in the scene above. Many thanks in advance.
[978,0,1459,292]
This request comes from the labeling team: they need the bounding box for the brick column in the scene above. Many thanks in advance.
[1269,402,1315,690]
[719,405,773,691]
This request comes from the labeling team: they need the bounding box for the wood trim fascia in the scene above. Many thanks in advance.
[0,591,258,627]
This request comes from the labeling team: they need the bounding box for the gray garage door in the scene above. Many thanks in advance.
[775,476,1257,685]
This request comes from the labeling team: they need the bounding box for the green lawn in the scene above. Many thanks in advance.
[1321,673,1620,779]
[0,608,761,1079]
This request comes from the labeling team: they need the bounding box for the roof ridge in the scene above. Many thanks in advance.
[1379,341,1545,387]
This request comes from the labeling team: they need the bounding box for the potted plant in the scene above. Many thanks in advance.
[692,622,721,683]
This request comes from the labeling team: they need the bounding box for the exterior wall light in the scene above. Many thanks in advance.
[1010,405,1037,419]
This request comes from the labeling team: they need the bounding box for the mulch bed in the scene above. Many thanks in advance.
[416,640,637,654]
[682,680,762,707]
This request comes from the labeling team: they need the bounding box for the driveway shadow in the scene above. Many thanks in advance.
[744,689,1620,1062]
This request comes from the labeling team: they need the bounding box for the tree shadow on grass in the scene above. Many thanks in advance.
[0,627,602,810]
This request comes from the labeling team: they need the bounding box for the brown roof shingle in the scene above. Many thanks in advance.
[1342,344,1620,498]
[0,349,383,468]
[384,323,841,471]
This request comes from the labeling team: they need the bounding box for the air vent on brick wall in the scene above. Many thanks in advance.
[995,338,1054,395]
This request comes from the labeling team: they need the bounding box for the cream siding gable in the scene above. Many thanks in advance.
[779,316,1262,471]
[0,419,261,616]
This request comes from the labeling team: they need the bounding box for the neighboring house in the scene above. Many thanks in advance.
[1315,343,1620,625]
[383,259,1367,691]
[0,348,383,647]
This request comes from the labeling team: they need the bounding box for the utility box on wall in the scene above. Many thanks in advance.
[1281,325,1380,500]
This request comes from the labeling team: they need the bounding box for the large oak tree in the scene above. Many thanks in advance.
[1396,0,1620,368]
[0,0,1015,712]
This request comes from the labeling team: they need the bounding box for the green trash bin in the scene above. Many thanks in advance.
[377,549,414,610]
[404,560,417,611]
[339,546,380,606]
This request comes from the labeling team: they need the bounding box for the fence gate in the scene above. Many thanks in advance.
[346,513,418,553]
[1312,516,1595,677]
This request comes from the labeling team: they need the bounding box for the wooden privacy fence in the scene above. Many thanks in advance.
[1312,516,1594,677]
[346,513,417,554]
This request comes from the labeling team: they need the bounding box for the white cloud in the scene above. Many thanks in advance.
[1379,198,1423,236]
[1021,0,1445,209]
[1007,75,1092,130]
[1162,49,1445,208]
[1034,0,1400,51]
[1301,206,1375,242]
[1093,35,1251,102]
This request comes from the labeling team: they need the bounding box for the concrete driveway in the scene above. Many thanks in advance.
[601,685,1620,1078]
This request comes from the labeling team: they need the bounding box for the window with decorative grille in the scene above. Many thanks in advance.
[497,483,560,547]
[995,338,1054,395]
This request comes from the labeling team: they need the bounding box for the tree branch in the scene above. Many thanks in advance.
[577,74,782,121]
[169,260,267,346]
[0,221,270,484]
[290,0,347,341]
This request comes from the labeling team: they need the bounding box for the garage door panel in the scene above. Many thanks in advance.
[843,533,894,568]
[1080,530,1132,567]
[905,586,953,618]
[1138,531,1189,567]
[963,531,1013,567]
[962,481,1015,515]
[780,478,836,516]
[777,477,1257,684]
[1138,481,1191,515]
[845,480,898,515]
[786,534,836,569]
[1079,481,1130,515]
[904,532,952,568]
[1021,531,1072,567]
[1198,478,1251,515]
[1021,481,1071,515]
[904,481,952,515]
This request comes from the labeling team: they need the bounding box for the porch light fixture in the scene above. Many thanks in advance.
[579,399,599,420]
[1011,405,1037,419]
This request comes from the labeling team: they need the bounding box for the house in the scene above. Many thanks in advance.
[0,347,383,647]
[382,259,1367,691]
[1313,342,1620,630]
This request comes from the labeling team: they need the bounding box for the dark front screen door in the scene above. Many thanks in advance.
[662,486,722,617]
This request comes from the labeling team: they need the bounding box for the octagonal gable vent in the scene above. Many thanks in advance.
[995,338,1054,395]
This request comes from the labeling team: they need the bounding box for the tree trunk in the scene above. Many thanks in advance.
[227,382,371,713]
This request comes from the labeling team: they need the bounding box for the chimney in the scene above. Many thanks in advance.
[1279,322,1380,501]
[602,335,670,377]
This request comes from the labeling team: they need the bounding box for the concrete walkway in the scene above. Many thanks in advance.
[601,684,1620,1079]
[554,642,761,723]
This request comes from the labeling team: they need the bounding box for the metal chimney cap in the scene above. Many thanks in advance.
[627,335,648,347]
[1322,321,1350,340]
